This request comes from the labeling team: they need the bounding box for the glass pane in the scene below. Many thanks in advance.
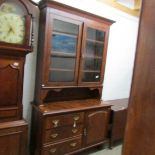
[49,71,74,82]
[52,34,77,54]
[86,41,104,57]
[87,28,104,41]
[82,72,101,82]
[51,56,76,70]
[49,18,79,83]
[83,58,102,70]
[53,19,79,35]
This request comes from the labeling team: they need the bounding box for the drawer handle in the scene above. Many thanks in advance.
[72,128,78,134]
[73,116,80,121]
[52,120,59,127]
[49,148,57,154]
[70,142,77,147]
[50,133,58,139]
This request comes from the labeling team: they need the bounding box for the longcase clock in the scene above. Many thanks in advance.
[0,0,37,122]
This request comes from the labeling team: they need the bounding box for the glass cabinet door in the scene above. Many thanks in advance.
[46,15,82,85]
[79,25,107,84]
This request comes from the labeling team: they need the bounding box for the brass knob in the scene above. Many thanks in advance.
[52,120,59,127]
[73,121,77,128]
[72,128,78,134]
[73,116,80,121]
[70,142,77,147]
[50,133,58,139]
[13,62,19,67]
[49,148,57,153]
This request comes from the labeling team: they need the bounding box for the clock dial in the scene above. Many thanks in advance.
[0,13,25,44]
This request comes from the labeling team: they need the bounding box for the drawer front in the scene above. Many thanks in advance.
[42,136,82,155]
[44,125,83,144]
[45,112,84,129]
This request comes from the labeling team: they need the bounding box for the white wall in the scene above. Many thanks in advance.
[23,0,139,123]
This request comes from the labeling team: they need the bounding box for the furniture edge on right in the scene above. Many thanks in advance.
[105,98,128,149]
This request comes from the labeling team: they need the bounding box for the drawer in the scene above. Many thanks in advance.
[44,124,83,144]
[42,136,82,155]
[45,112,84,129]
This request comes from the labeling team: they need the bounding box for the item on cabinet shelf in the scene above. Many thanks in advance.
[31,1,114,155]
[107,99,128,148]
[0,0,38,122]
[0,120,28,155]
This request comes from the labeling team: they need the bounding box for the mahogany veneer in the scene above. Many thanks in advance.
[31,1,113,154]
[31,99,111,155]
[0,120,28,155]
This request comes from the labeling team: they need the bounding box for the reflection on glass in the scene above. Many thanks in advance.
[81,27,105,82]
[52,34,77,54]
[86,41,104,57]
[53,19,79,35]
[82,72,100,82]
[49,18,79,82]
[51,56,76,70]
[87,28,104,41]
[83,58,102,71]
[49,71,74,82]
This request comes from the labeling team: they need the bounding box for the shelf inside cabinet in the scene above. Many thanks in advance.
[53,31,78,39]
[51,51,76,58]
[83,54,102,59]
[49,68,74,72]
[86,39,104,45]
[82,70,100,73]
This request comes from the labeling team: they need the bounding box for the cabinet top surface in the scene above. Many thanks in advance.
[35,99,111,115]
[39,0,115,24]
[105,98,129,111]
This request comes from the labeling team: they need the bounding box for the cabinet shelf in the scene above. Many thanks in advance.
[82,70,100,73]
[49,68,74,72]
[51,51,76,58]
[83,54,102,59]
[86,39,104,44]
[53,31,78,39]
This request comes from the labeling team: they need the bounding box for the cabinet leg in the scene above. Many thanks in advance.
[109,140,113,149]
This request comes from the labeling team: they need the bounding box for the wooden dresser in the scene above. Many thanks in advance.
[31,1,114,154]
[31,100,111,155]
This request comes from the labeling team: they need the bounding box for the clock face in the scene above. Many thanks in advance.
[0,13,25,44]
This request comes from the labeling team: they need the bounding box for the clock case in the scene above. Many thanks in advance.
[0,0,37,122]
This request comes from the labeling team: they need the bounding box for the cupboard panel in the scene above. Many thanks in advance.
[85,110,110,146]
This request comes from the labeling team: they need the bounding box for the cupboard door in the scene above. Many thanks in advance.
[0,57,23,107]
[79,22,109,86]
[85,109,110,146]
[43,14,82,86]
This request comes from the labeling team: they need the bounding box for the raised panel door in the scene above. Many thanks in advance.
[0,56,24,121]
[85,109,110,146]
